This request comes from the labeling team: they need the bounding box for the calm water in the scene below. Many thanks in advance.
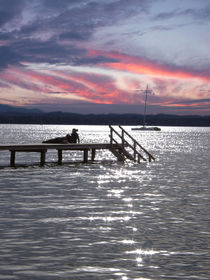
[0,124,209,280]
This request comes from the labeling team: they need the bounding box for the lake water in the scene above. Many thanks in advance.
[0,124,209,280]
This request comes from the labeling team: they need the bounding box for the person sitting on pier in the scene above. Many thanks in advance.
[42,128,80,144]
[66,128,80,143]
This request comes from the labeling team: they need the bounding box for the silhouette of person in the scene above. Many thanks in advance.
[67,128,80,143]
[42,128,80,144]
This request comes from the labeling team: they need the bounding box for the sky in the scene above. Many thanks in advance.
[0,0,210,115]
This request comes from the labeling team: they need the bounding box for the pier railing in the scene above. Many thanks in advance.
[109,125,155,163]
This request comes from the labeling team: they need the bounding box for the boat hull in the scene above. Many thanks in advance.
[132,126,161,131]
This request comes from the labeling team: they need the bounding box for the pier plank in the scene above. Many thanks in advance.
[0,143,120,167]
[0,143,112,151]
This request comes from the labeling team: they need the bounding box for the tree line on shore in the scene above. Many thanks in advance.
[0,104,209,126]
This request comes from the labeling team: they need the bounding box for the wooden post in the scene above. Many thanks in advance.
[138,154,141,164]
[83,149,88,163]
[58,150,63,165]
[10,150,15,167]
[40,150,46,167]
[91,148,96,161]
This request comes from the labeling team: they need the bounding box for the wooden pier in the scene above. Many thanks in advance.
[0,126,155,167]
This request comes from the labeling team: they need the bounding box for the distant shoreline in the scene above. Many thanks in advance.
[0,113,209,126]
[0,103,209,126]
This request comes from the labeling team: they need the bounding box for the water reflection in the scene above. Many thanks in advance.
[120,239,136,245]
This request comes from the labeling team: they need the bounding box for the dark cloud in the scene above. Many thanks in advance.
[1,0,132,69]
[30,0,151,41]
[153,5,210,22]
[0,0,25,27]
[10,38,120,66]
[0,32,11,40]
[17,24,40,38]
[41,0,73,9]
[0,0,165,70]
[19,40,82,57]
[73,55,119,65]
[194,4,210,20]
[152,9,186,21]
[59,30,91,41]
[0,46,22,69]
[0,35,119,70]
[68,0,149,26]
[41,0,82,9]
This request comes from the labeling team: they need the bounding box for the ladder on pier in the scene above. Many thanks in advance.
[109,125,155,163]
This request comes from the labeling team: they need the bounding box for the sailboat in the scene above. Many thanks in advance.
[131,85,161,131]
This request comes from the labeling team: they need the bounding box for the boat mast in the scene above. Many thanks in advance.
[143,84,149,126]
[134,84,154,126]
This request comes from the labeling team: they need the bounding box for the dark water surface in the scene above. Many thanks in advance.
[0,125,209,280]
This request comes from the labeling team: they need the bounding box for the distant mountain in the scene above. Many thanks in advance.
[0,104,209,126]
[0,104,42,114]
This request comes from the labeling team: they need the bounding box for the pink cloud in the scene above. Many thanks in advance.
[1,49,210,115]
[89,50,210,83]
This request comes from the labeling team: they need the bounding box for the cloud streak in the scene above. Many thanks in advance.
[91,50,210,82]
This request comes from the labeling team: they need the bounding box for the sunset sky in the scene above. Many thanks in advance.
[0,0,210,115]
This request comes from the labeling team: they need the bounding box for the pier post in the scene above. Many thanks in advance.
[91,148,96,161]
[58,150,63,165]
[40,150,46,167]
[83,149,88,163]
[10,150,15,167]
